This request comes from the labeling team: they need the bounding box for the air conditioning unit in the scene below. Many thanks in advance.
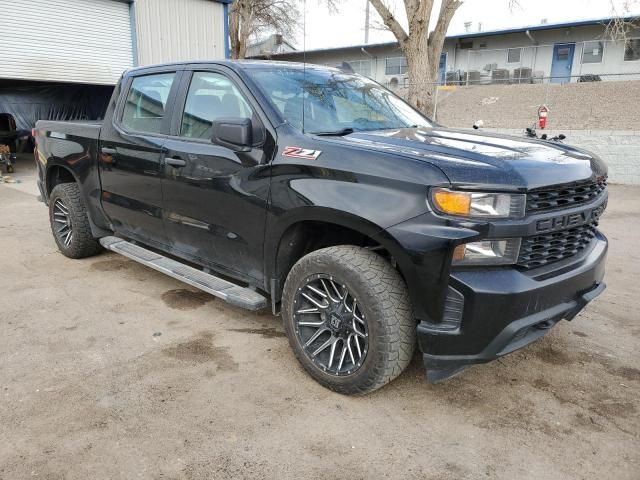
[513,67,533,83]
[491,69,510,84]
[532,70,545,84]
[446,71,461,85]
[461,70,481,84]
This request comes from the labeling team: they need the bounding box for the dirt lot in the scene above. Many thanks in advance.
[1,164,639,480]
[414,80,640,131]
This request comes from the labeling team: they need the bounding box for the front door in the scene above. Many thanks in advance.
[99,70,179,247]
[550,43,575,84]
[160,69,272,283]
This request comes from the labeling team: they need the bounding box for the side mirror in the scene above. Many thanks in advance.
[211,118,252,151]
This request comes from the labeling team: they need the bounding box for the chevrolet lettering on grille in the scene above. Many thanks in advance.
[535,204,606,233]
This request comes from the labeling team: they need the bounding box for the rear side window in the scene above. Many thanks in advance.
[121,73,176,134]
[181,71,254,139]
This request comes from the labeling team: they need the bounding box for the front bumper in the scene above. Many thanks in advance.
[419,232,607,382]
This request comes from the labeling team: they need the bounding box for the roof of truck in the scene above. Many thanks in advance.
[124,60,330,77]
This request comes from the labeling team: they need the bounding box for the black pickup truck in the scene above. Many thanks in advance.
[34,61,608,394]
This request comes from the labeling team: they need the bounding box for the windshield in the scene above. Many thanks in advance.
[246,66,432,134]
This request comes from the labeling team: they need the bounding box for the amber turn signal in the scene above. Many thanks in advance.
[432,190,471,215]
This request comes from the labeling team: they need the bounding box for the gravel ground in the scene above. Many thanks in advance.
[426,80,640,130]
[1,164,639,480]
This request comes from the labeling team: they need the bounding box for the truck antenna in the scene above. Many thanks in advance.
[302,0,307,134]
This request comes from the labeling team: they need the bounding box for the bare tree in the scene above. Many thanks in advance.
[368,0,463,116]
[368,0,526,116]
[604,0,640,41]
[229,1,300,59]
[229,0,340,60]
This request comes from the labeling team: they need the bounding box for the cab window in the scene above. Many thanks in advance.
[121,72,176,134]
[180,71,254,140]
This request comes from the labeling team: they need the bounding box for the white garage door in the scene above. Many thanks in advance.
[0,0,133,85]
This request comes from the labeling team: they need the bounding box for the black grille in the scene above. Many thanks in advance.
[517,220,598,269]
[526,177,607,214]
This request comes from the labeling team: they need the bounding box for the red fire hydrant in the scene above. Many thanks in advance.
[538,105,549,130]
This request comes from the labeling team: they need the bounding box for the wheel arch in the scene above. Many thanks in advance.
[44,161,112,238]
[45,163,79,198]
[265,207,412,302]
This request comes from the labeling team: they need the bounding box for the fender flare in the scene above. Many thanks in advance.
[44,160,112,237]
[264,206,417,295]
[44,161,81,199]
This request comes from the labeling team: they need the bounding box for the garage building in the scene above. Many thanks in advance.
[0,0,231,136]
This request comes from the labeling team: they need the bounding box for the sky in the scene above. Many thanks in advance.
[292,0,640,50]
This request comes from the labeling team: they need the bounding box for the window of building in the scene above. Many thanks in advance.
[507,48,521,63]
[385,56,407,75]
[624,38,640,61]
[346,60,373,78]
[180,72,254,140]
[582,41,604,63]
[556,47,571,61]
[459,41,473,50]
[121,73,175,134]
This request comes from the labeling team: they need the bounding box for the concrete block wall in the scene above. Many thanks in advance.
[481,129,640,185]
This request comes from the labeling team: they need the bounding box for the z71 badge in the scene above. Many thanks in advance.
[282,146,322,160]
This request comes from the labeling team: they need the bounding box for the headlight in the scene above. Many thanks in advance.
[431,188,526,218]
[453,238,521,266]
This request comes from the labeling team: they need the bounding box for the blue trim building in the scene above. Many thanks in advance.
[259,17,640,85]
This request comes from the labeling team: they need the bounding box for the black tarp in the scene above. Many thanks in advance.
[0,80,114,131]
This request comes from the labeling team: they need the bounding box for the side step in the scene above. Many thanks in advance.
[99,236,267,311]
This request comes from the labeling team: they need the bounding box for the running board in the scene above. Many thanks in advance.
[99,236,267,311]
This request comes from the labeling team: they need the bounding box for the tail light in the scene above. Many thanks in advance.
[32,128,36,137]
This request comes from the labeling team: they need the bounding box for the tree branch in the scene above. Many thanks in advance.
[403,0,419,18]
[368,0,409,46]
[604,0,640,41]
[428,0,462,59]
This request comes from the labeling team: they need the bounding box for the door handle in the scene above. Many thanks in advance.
[165,157,186,168]
[101,146,117,155]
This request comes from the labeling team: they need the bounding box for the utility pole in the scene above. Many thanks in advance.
[364,0,370,44]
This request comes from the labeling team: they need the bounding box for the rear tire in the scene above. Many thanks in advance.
[282,245,416,395]
[49,183,102,259]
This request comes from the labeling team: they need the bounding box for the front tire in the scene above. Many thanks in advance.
[49,183,101,259]
[282,245,416,395]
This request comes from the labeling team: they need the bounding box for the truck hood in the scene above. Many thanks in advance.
[338,127,607,190]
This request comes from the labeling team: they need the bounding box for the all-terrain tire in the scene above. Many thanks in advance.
[282,245,416,395]
[49,183,102,259]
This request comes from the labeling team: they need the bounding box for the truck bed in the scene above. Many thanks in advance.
[35,120,102,140]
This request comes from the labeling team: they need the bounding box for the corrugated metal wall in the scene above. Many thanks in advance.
[0,0,133,85]
[134,0,225,65]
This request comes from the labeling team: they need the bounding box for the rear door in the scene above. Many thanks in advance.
[160,67,274,283]
[99,69,181,248]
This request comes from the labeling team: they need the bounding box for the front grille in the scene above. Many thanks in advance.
[526,176,607,214]
[517,219,598,269]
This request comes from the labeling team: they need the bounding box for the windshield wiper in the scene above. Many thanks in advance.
[310,128,354,136]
